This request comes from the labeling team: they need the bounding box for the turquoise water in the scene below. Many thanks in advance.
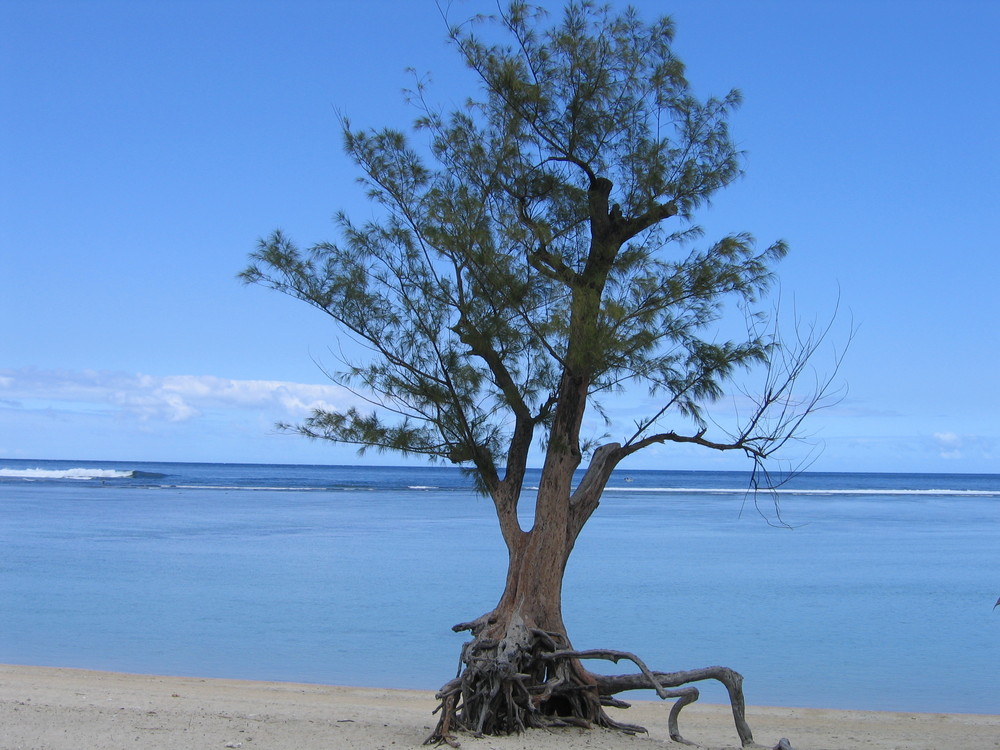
[1,460,998,714]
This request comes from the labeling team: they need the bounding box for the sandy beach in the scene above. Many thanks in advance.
[1,665,997,750]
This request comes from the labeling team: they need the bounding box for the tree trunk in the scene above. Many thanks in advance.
[427,510,617,743]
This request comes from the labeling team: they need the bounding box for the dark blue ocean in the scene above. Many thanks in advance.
[1,459,998,714]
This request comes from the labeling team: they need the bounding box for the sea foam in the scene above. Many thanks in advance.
[0,467,135,480]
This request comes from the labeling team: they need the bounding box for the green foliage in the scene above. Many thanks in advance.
[241,2,791,478]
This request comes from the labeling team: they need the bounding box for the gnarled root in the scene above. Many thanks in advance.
[426,615,619,744]
[426,618,757,748]
[593,657,755,747]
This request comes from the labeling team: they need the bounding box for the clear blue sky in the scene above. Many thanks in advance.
[2,0,998,473]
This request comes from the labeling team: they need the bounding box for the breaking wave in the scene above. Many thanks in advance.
[0,467,164,481]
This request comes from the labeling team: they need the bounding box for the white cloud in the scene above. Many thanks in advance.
[0,367,355,425]
[934,434,963,459]
[933,431,961,446]
[931,431,997,462]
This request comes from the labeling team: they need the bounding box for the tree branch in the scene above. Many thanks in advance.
[618,200,679,242]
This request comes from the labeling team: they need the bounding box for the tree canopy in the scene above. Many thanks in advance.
[242,2,826,491]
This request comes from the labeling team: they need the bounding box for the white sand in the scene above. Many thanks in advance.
[1,664,997,750]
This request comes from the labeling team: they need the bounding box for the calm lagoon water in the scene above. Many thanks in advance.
[1,459,998,714]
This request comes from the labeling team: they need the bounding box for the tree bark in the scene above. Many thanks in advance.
[427,514,611,744]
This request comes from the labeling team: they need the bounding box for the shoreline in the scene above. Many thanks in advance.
[2,665,998,750]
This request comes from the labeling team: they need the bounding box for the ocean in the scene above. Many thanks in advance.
[1,459,997,714]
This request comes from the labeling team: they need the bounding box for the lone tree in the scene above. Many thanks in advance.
[243,2,836,746]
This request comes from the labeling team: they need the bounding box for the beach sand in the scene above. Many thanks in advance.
[1,664,997,750]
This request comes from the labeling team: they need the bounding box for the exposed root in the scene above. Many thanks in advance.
[594,660,755,747]
[425,619,758,747]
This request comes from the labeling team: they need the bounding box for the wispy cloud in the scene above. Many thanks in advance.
[931,431,995,461]
[0,367,356,424]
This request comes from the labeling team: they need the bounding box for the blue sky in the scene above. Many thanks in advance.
[2,0,998,473]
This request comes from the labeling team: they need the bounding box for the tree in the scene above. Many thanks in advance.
[241,3,838,746]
